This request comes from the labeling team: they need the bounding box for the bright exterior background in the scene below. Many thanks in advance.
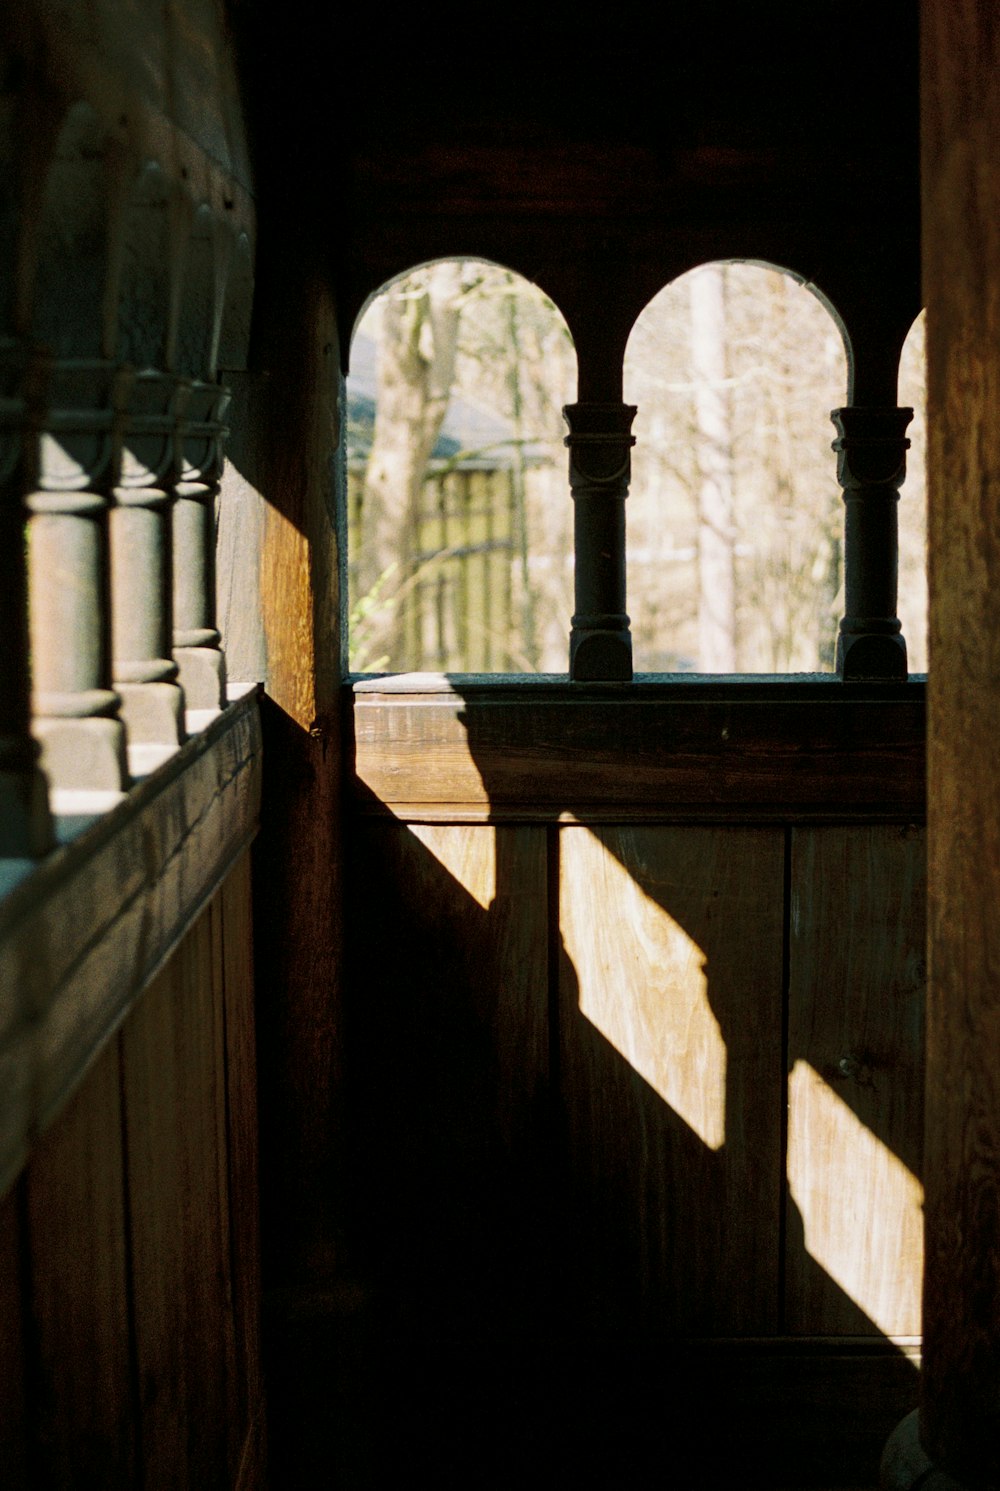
[347,260,926,675]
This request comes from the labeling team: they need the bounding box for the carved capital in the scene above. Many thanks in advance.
[831,406,913,493]
[117,369,187,495]
[180,379,231,487]
[563,402,637,495]
[0,339,30,490]
[31,356,122,495]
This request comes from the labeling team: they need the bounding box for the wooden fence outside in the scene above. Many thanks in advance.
[349,466,518,672]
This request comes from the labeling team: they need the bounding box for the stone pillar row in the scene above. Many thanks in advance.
[0,341,229,855]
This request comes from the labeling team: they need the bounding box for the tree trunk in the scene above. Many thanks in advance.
[691,265,737,671]
[357,262,463,667]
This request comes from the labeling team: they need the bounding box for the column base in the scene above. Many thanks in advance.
[175,645,226,710]
[569,628,632,682]
[881,1411,972,1490]
[838,629,908,681]
[33,715,128,793]
[117,680,186,746]
[0,765,53,857]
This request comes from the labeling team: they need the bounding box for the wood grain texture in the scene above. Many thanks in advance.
[349,680,926,821]
[922,1,1000,1477]
[23,1035,134,1487]
[220,857,264,1454]
[239,258,345,1289]
[786,826,926,1339]
[347,820,549,1330]
[0,1183,29,1491]
[558,824,785,1334]
[120,892,237,1491]
[0,690,261,1196]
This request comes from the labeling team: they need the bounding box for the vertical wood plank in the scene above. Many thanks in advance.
[349,820,549,1326]
[922,1,1000,1479]
[786,825,925,1338]
[0,1182,30,1490]
[559,824,785,1334]
[220,855,264,1453]
[121,895,236,1491]
[23,1036,134,1486]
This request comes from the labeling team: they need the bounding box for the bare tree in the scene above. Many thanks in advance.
[690,265,737,671]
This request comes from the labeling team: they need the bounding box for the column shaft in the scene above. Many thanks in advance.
[564,401,635,682]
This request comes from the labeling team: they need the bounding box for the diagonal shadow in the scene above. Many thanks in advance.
[331,688,923,1489]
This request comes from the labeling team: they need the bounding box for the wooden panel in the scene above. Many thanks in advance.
[121,893,238,1491]
[23,1035,134,1486]
[922,1,1000,1478]
[350,678,926,822]
[559,824,785,1334]
[0,1183,29,1491]
[219,857,264,1453]
[0,689,261,1197]
[786,825,925,1337]
[348,820,549,1326]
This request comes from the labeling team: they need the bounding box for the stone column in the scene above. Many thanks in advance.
[26,357,128,793]
[173,380,229,710]
[0,341,52,854]
[111,369,186,749]
[564,401,636,682]
[831,405,913,681]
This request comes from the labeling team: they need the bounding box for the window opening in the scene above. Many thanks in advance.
[346,260,575,674]
[624,262,849,673]
[897,311,927,673]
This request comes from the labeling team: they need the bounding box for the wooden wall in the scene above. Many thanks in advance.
[0,854,263,1491]
[341,680,926,1484]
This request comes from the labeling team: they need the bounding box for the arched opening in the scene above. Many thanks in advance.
[897,309,927,673]
[346,259,575,674]
[624,262,849,673]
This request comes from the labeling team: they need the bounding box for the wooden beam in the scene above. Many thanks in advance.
[349,676,926,822]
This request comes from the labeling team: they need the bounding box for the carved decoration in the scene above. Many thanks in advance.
[564,401,636,682]
[831,406,914,681]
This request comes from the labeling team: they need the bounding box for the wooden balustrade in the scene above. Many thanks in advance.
[564,401,636,682]
[173,380,229,711]
[26,357,128,795]
[832,406,913,682]
[0,342,51,855]
[111,369,186,751]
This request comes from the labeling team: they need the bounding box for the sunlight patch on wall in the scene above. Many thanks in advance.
[787,1059,924,1337]
[562,826,726,1151]
[410,822,495,910]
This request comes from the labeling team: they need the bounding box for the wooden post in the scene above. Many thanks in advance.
[883,4,1000,1487]
[27,357,128,794]
[173,380,229,711]
[0,340,52,854]
[111,369,186,748]
[831,406,912,682]
[564,401,635,682]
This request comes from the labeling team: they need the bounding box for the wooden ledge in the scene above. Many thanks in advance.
[348,674,926,822]
[0,686,262,1196]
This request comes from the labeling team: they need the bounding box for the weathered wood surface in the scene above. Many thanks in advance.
[24,1036,135,1485]
[0,856,263,1491]
[786,826,926,1338]
[349,678,925,821]
[233,261,346,1291]
[348,820,549,1326]
[0,689,261,1196]
[0,1186,28,1490]
[921,1,1000,1479]
[558,824,785,1333]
